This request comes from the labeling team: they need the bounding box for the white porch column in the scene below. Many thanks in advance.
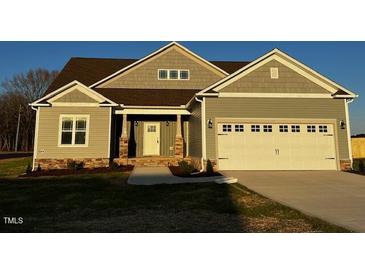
[119,114,128,159]
[122,113,128,138]
[174,114,183,158]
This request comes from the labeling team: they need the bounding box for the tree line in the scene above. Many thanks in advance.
[0,69,58,152]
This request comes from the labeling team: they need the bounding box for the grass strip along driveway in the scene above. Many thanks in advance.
[0,157,348,232]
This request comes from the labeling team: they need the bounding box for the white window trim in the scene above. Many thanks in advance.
[58,114,90,147]
[157,69,190,80]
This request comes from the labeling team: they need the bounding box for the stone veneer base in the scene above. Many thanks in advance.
[35,158,110,170]
[115,157,191,167]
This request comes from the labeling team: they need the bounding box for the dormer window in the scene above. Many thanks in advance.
[158,69,168,79]
[158,69,190,80]
[169,70,179,79]
[180,70,189,80]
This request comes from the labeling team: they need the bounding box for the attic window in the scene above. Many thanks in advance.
[158,69,190,80]
[270,67,279,79]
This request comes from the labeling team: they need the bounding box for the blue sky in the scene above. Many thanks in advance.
[0,41,364,134]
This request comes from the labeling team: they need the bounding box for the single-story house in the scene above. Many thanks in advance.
[30,42,357,171]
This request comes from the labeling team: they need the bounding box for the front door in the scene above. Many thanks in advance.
[143,122,160,156]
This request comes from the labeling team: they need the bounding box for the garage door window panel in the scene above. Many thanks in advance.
[251,125,260,132]
[319,125,328,133]
[263,125,272,132]
[307,125,316,133]
[235,124,244,132]
[223,124,232,132]
[279,125,288,132]
[291,125,300,133]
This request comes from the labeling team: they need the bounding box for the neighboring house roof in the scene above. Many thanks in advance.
[44,57,249,96]
[94,88,198,106]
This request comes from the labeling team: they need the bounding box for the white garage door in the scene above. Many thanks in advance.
[217,122,337,170]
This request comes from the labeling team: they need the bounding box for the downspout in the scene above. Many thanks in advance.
[345,98,354,169]
[30,106,39,171]
[195,96,205,172]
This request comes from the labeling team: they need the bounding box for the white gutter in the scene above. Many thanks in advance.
[345,98,354,169]
[195,97,205,172]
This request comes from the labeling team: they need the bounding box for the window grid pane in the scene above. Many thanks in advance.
[319,125,328,133]
[291,125,300,133]
[307,125,316,133]
[180,70,189,79]
[251,125,260,132]
[158,70,168,79]
[279,125,288,132]
[235,124,244,132]
[223,124,232,132]
[62,119,73,131]
[263,125,272,132]
[169,70,178,79]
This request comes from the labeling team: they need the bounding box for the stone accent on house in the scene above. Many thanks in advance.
[340,159,352,171]
[34,158,110,170]
[115,157,191,167]
[174,136,184,158]
[119,137,129,158]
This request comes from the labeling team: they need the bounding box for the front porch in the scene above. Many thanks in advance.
[111,111,190,167]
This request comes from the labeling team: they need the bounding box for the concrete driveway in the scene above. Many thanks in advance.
[222,171,365,232]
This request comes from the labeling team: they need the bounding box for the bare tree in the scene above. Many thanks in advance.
[0,68,58,151]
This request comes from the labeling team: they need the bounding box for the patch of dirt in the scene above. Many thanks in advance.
[169,166,222,177]
[19,165,134,177]
[246,217,314,233]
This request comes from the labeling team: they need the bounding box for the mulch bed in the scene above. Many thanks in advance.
[169,166,222,177]
[19,165,134,177]
[347,171,365,176]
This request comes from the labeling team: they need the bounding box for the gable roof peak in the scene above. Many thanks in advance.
[89,41,229,88]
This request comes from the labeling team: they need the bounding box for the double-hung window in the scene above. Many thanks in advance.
[59,115,89,146]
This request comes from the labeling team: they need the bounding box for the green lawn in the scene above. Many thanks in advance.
[0,157,349,232]
[0,157,32,177]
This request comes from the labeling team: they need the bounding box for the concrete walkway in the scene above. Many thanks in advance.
[127,167,228,185]
[222,170,365,232]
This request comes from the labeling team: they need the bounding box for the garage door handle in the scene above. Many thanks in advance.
[218,157,229,160]
[218,134,228,136]
[324,134,333,136]
[325,157,335,160]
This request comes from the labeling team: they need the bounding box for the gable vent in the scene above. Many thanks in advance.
[270,67,279,79]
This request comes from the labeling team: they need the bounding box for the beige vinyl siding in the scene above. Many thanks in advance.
[219,60,330,94]
[53,89,99,103]
[188,101,202,157]
[205,97,349,160]
[99,47,224,89]
[36,106,110,159]
[128,120,189,157]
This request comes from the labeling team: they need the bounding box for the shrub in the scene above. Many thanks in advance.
[178,160,194,175]
[110,160,119,170]
[206,159,214,175]
[25,162,32,174]
[359,160,365,173]
[67,160,84,170]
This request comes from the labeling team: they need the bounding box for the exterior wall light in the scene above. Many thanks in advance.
[135,121,139,126]
[166,121,169,126]
[340,120,346,129]
[207,119,213,129]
